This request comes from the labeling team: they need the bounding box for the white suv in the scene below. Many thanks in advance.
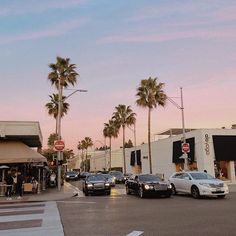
[169,171,229,199]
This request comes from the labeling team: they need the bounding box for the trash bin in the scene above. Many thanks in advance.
[0,183,6,197]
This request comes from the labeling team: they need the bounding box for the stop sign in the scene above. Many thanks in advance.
[54,140,65,151]
[182,142,190,153]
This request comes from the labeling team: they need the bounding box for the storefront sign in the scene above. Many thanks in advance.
[204,134,210,155]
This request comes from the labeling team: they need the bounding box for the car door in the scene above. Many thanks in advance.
[179,173,192,193]
[126,175,135,192]
[171,173,184,191]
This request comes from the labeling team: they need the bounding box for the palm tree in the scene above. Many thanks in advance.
[81,137,93,172]
[48,56,78,89]
[45,93,70,133]
[77,141,84,171]
[136,77,167,174]
[103,119,119,170]
[113,105,136,174]
[48,57,79,137]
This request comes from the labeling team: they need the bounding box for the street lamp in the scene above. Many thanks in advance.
[167,87,188,170]
[56,88,88,191]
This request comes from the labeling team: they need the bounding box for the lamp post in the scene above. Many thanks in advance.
[167,87,188,170]
[56,88,88,191]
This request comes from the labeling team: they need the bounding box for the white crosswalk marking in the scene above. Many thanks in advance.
[0,201,64,236]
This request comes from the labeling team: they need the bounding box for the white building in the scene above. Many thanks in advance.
[84,128,236,183]
[124,128,236,183]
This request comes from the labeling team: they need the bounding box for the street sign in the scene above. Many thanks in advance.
[182,142,190,153]
[54,140,65,151]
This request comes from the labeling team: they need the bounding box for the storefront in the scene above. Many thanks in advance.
[125,128,236,183]
[0,121,47,196]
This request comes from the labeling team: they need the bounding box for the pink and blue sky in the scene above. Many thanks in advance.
[0,0,236,153]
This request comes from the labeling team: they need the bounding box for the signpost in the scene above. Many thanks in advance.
[182,142,190,153]
[54,140,65,151]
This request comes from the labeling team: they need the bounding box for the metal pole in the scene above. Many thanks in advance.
[104,138,107,171]
[180,87,188,170]
[134,122,137,173]
[57,80,62,191]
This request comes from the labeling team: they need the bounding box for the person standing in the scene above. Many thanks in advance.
[16,172,24,199]
[5,173,14,200]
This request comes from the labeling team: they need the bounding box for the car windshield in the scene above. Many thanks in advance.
[66,171,77,175]
[110,172,123,177]
[101,174,112,179]
[189,172,215,180]
[87,175,106,181]
[138,174,161,182]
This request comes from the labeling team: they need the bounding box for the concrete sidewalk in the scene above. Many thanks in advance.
[0,182,83,204]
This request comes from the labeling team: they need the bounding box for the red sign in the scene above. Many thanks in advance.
[182,143,190,153]
[54,140,65,151]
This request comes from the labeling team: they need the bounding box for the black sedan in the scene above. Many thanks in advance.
[65,171,79,181]
[125,174,172,198]
[83,174,111,196]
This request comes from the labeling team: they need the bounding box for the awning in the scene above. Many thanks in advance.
[0,141,46,164]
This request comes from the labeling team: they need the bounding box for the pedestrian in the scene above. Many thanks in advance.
[5,173,14,200]
[16,172,24,199]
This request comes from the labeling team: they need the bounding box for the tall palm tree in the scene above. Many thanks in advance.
[103,119,119,170]
[113,105,136,174]
[81,137,93,172]
[45,93,70,133]
[77,141,84,171]
[48,56,78,89]
[48,56,79,137]
[136,77,167,174]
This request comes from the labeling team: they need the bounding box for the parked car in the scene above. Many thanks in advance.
[109,171,125,183]
[79,172,90,179]
[65,171,79,181]
[99,173,116,187]
[124,173,132,181]
[83,174,111,196]
[169,171,229,199]
[125,174,172,198]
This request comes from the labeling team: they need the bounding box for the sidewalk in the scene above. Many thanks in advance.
[0,182,83,204]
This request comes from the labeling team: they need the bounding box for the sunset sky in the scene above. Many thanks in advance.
[1,0,236,153]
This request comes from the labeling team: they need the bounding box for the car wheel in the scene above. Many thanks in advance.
[126,185,131,195]
[217,195,225,199]
[171,184,177,195]
[106,190,111,195]
[84,190,89,196]
[139,187,145,198]
[191,186,200,199]
[165,193,172,198]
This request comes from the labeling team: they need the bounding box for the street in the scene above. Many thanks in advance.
[57,181,236,236]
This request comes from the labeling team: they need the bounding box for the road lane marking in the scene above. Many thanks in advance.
[126,230,144,236]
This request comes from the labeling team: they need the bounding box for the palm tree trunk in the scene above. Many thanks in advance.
[148,108,152,174]
[109,137,112,170]
[85,149,87,172]
[122,125,126,174]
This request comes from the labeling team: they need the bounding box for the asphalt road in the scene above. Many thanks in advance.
[57,181,236,236]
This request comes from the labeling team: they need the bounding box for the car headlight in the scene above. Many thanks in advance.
[144,184,153,190]
[199,183,211,188]
[105,183,110,187]
[87,183,93,188]
[168,184,172,189]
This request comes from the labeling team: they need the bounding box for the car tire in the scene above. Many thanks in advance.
[106,191,111,195]
[217,195,225,199]
[84,190,89,196]
[139,187,145,198]
[171,184,177,195]
[126,185,131,195]
[165,193,172,198]
[191,186,200,199]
